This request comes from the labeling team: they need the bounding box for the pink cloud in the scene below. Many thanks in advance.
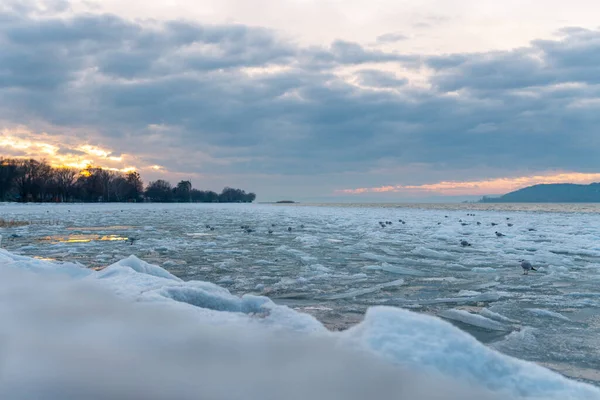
[338,172,600,196]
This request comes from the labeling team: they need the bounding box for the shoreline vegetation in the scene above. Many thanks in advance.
[0,158,255,203]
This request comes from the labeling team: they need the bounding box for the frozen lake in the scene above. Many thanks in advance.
[2,202,600,384]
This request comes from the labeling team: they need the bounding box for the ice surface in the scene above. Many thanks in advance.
[325,279,405,300]
[527,308,571,322]
[2,202,600,386]
[363,262,427,276]
[1,249,600,399]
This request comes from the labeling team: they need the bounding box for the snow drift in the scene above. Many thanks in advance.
[0,249,598,400]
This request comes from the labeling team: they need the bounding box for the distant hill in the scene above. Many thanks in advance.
[480,183,600,203]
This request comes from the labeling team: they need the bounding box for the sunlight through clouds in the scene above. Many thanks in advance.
[0,128,163,175]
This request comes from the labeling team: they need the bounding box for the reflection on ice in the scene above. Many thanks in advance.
[40,234,129,244]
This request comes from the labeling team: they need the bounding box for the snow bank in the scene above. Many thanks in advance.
[344,307,599,400]
[1,249,599,400]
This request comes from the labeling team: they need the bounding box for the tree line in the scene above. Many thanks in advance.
[0,158,256,203]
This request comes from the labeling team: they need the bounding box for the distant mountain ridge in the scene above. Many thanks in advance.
[480,183,600,203]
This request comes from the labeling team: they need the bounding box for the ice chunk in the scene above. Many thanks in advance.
[106,255,181,281]
[480,308,520,324]
[363,263,426,276]
[343,307,600,399]
[325,279,405,300]
[395,292,503,305]
[411,246,454,260]
[527,308,571,321]
[438,309,510,331]
[458,290,482,297]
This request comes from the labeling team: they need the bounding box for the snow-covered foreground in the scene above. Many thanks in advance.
[1,202,600,391]
[1,248,599,399]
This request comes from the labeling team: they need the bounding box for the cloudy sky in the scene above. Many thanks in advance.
[2,0,600,202]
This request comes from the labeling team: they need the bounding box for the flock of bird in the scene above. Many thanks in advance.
[28,208,539,276]
[196,212,539,276]
[444,214,538,275]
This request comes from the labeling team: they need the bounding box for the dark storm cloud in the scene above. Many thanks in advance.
[1,4,600,184]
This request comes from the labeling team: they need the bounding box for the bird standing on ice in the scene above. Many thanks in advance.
[520,260,537,275]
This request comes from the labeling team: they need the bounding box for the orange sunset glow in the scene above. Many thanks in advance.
[338,172,600,196]
[0,128,164,174]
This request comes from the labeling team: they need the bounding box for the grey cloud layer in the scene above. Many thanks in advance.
[1,5,599,190]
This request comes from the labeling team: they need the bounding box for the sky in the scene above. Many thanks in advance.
[1,0,600,202]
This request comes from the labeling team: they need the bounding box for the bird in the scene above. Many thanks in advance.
[520,260,537,275]
[476,222,481,225]
[507,223,514,227]
[288,227,292,232]
[300,224,305,228]
[495,231,506,237]
[528,228,536,232]
[460,240,472,247]
[491,223,498,226]
[205,224,211,229]
[461,223,468,226]
[506,217,511,220]
[210,227,215,231]
[245,228,254,234]
[268,230,273,234]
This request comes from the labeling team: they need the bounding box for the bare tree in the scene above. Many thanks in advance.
[53,167,78,202]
